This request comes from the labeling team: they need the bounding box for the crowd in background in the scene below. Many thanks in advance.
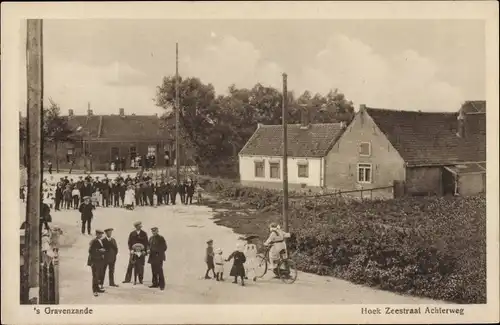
[20,171,205,211]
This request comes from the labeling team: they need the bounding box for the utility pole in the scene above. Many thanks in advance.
[175,43,180,184]
[282,73,289,232]
[25,19,43,303]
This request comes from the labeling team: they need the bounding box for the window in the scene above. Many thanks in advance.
[66,148,74,162]
[148,145,157,157]
[130,146,137,160]
[254,161,265,178]
[357,163,372,183]
[298,162,309,178]
[359,142,371,157]
[270,162,280,179]
[111,147,119,160]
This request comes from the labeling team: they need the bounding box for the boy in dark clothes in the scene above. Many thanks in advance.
[204,239,216,279]
[226,244,247,286]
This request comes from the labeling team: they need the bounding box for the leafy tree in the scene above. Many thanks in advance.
[42,99,74,172]
[155,75,355,177]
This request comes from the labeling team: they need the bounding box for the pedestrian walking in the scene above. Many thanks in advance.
[214,248,225,281]
[178,180,186,204]
[101,228,119,287]
[79,196,95,235]
[48,161,52,174]
[123,221,149,284]
[147,227,167,290]
[226,244,247,286]
[204,239,216,279]
[87,229,106,296]
[186,179,195,204]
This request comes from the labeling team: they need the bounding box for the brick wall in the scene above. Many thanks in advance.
[324,108,406,191]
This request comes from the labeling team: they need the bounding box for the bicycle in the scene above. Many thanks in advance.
[252,243,298,284]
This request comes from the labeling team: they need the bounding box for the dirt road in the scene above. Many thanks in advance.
[51,202,443,304]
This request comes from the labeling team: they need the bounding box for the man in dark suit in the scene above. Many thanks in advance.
[88,229,106,296]
[101,228,119,287]
[119,181,126,207]
[79,196,95,235]
[148,227,167,290]
[123,221,149,284]
[169,179,178,205]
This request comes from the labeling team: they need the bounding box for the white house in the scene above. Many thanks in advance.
[238,118,346,191]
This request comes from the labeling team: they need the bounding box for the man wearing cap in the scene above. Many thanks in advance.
[101,228,119,287]
[88,229,106,296]
[147,227,167,290]
[123,221,149,284]
[79,196,95,235]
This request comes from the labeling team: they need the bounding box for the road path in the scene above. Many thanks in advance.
[51,202,443,304]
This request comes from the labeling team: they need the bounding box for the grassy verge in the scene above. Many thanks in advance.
[200,177,486,304]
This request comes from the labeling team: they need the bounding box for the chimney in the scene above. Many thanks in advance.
[359,104,366,112]
[300,106,311,129]
[457,109,465,138]
[340,121,347,129]
[87,109,93,116]
[119,108,125,117]
[257,123,262,129]
[68,109,74,117]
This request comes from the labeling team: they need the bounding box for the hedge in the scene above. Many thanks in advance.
[200,177,486,304]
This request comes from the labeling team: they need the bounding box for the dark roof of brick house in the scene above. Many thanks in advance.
[365,107,486,166]
[66,114,175,141]
[239,123,345,157]
[461,100,486,113]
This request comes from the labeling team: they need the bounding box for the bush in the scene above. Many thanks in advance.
[202,176,486,303]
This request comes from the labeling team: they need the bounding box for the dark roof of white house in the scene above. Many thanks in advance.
[239,123,345,158]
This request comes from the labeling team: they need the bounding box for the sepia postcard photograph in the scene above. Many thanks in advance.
[1,1,499,324]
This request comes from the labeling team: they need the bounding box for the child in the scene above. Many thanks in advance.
[195,183,204,205]
[214,248,225,281]
[91,190,100,208]
[130,243,146,285]
[243,237,258,280]
[226,244,247,286]
[72,186,80,210]
[63,185,72,209]
[204,239,216,279]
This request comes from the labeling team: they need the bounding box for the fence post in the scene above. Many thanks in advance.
[370,189,373,200]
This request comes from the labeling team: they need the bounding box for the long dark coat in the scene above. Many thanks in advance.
[103,237,118,263]
[128,230,149,251]
[147,234,167,264]
[227,251,246,277]
[87,238,105,266]
[79,202,95,220]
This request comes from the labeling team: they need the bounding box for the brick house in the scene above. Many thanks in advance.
[238,112,346,191]
[42,108,194,171]
[324,103,486,196]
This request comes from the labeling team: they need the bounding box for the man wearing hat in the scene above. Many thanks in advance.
[101,228,119,287]
[147,227,167,290]
[123,221,149,284]
[79,196,95,235]
[88,229,106,296]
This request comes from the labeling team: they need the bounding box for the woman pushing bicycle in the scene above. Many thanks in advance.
[263,222,291,277]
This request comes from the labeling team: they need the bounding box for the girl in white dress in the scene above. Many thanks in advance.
[124,185,135,210]
[214,248,225,281]
[244,238,258,280]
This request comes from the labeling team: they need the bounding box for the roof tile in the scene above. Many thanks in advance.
[239,123,345,157]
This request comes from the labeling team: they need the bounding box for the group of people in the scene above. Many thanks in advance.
[203,223,291,286]
[87,221,168,297]
[29,171,205,214]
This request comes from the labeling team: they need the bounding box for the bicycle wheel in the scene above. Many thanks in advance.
[254,253,268,279]
[277,258,298,284]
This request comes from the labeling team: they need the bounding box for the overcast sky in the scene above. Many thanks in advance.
[19,19,485,115]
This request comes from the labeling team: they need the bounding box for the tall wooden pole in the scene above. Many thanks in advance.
[282,73,289,232]
[25,19,43,303]
[175,43,180,183]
